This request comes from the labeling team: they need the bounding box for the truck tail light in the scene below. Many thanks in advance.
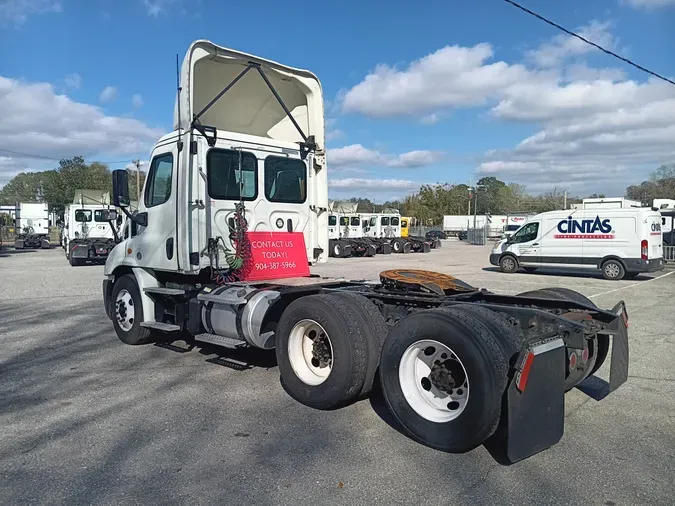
[641,239,648,260]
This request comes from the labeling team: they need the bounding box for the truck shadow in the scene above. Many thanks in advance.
[0,248,39,257]
[152,333,277,370]
[481,266,652,281]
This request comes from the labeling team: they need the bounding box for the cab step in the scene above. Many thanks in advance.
[144,287,186,296]
[140,321,181,332]
[194,333,248,349]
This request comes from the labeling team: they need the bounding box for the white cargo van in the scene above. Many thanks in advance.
[490,208,665,280]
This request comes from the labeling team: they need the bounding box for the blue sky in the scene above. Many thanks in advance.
[0,0,674,201]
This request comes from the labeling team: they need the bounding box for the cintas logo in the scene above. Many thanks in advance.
[554,216,614,239]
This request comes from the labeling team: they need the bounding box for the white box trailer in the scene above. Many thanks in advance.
[100,39,631,462]
[571,197,642,210]
[443,215,487,234]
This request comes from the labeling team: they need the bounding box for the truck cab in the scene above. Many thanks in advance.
[63,204,119,265]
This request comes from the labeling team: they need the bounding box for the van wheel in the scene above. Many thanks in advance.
[276,294,370,410]
[601,259,625,280]
[499,255,518,273]
[111,274,154,345]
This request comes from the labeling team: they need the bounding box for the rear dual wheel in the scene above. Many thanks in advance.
[276,292,386,410]
[378,305,520,453]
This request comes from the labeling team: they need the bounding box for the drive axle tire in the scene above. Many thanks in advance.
[330,240,343,258]
[276,294,370,410]
[331,292,389,398]
[392,238,404,253]
[379,307,509,453]
[111,274,153,345]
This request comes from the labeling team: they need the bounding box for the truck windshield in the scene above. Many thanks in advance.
[265,156,306,203]
[75,210,92,222]
[351,217,360,226]
[391,217,400,226]
[94,210,109,222]
[328,216,337,226]
[340,217,348,226]
[381,217,390,226]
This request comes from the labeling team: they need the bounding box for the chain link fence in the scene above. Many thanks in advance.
[466,227,488,245]
[665,245,675,262]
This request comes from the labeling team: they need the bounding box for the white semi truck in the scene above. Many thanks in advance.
[14,202,51,249]
[102,40,630,462]
[62,203,120,266]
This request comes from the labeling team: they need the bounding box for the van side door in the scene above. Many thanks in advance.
[509,221,541,265]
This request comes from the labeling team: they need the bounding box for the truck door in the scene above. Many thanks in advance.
[509,221,541,265]
[127,143,178,271]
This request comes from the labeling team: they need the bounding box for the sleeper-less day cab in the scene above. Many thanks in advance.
[491,208,665,280]
[102,40,631,463]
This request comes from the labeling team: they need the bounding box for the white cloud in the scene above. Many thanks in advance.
[340,26,675,193]
[131,93,144,108]
[0,76,164,187]
[341,43,542,118]
[63,73,82,89]
[0,0,61,27]
[526,21,619,68]
[99,86,117,103]
[622,0,675,9]
[328,144,443,168]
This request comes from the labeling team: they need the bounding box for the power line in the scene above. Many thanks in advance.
[503,0,675,87]
[0,148,134,165]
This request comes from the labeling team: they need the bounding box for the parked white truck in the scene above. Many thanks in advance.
[101,40,630,462]
[13,202,51,249]
[62,203,119,266]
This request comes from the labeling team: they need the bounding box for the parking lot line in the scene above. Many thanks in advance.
[589,270,674,299]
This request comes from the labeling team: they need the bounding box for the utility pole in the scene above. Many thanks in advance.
[563,190,567,210]
[132,159,142,202]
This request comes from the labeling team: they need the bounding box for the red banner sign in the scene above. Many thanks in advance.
[241,231,310,281]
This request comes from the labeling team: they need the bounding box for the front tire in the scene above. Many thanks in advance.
[499,254,518,273]
[111,274,153,345]
[379,307,509,453]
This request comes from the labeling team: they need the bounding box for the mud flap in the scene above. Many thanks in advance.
[505,337,566,463]
[604,301,629,393]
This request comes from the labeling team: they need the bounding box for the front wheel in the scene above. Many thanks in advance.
[499,255,518,273]
[379,307,509,453]
[111,274,153,345]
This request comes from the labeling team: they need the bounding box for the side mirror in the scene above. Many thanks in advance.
[104,210,118,222]
[116,215,123,226]
[112,169,130,207]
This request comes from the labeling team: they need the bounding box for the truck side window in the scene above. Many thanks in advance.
[381,217,390,226]
[512,222,539,243]
[264,156,306,203]
[207,149,257,201]
[145,153,174,207]
[328,216,337,226]
[340,217,348,226]
[94,210,108,222]
[75,210,92,222]
[370,217,376,226]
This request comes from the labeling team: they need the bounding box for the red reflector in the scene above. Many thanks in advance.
[516,352,535,392]
[581,349,589,363]
[569,352,577,371]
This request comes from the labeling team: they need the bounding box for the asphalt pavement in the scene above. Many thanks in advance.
[1,243,674,505]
